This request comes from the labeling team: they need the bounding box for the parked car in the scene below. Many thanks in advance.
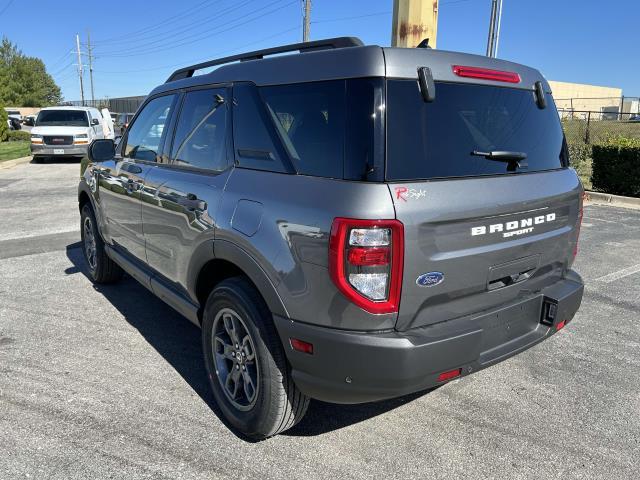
[5,109,22,130]
[629,114,640,122]
[30,106,113,161]
[23,114,37,126]
[114,112,135,136]
[78,37,585,440]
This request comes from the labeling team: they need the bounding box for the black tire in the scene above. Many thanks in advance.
[202,277,309,439]
[80,203,123,284]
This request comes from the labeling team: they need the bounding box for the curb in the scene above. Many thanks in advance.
[0,156,33,170]
[585,190,640,210]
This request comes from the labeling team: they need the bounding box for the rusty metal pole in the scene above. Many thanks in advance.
[391,0,439,48]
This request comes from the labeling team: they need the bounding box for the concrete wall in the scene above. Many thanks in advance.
[549,81,622,113]
[5,107,40,117]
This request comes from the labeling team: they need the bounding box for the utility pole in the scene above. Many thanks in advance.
[486,0,503,57]
[87,31,95,105]
[391,0,439,48]
[303,0,311,42]
[76,34,85,105]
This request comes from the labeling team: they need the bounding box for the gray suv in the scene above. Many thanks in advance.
[78,37,584,439]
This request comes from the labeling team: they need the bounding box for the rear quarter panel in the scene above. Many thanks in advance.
[217,168,398,331]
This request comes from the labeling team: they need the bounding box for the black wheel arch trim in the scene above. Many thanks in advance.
[211,239,289,320]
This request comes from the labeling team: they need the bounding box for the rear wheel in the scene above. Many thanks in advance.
[202,277,309,439]
[80,204,123,284]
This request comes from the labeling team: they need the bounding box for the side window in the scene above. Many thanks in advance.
[261,80,345,179]
[170,88,229,171]
[124,94,176,162]
[232,83,289,173]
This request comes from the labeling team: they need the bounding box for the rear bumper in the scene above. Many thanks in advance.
[274,270,583,404]
[31,143,88,157]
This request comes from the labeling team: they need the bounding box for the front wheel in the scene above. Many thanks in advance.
[80,204,123,284]
[202,277,309,439]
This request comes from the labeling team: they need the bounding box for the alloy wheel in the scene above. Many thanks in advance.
[211,308,259,411]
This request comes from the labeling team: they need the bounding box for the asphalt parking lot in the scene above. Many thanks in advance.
[1,160,639,479]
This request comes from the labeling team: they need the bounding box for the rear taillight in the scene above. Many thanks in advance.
[329,218,404,314]
[574,192,585,259]
[452,65,521,83]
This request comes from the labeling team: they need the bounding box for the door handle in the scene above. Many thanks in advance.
[178,195,207,211]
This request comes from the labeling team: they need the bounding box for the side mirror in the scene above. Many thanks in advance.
[91,118,100,126]
[88,139,115,163]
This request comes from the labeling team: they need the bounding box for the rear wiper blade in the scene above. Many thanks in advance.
[471,150,528,171]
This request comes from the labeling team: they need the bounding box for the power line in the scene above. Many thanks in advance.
[96,0,298,58]
[50,60,75,77]
[93,0,253,55]
[91,0,214,45]
[92,25,299,75]
[312,11,391,24]
[0,0,14,16]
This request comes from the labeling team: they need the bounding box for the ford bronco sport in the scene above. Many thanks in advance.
[78,37,584,439]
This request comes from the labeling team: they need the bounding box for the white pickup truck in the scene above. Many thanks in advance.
[30,106,114,161]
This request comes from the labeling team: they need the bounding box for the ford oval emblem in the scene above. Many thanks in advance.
[416,272,444,287]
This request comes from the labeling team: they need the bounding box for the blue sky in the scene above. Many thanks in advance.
[1,0,638,101]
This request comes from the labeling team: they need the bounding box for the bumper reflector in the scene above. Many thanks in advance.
[438,368,461,382]
[290,338,314,355]
[556,320,566,331]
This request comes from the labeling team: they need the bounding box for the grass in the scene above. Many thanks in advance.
[0,141,31,162]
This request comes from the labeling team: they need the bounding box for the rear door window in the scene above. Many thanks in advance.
[386,81,566,180]
[261,81,345,179]
[170,88,229,172]
[260,79,384,181]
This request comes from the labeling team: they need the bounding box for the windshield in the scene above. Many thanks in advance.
[386,81,566,180]
[36,110,89,127]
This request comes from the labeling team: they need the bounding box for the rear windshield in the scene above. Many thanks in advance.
[36,110,89,127]
[386,81,566,181]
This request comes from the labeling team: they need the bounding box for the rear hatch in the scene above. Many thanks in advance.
[385,79,582,331]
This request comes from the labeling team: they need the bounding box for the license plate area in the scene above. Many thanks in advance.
[53,149,65,155]
[477,296,542,356]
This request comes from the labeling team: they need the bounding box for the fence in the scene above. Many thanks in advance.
[554,96,640,119]
[559,110,640,146]
[61,96,146,114]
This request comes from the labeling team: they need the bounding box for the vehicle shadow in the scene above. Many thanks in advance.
[32,157,82,165]
[64,243,432,440]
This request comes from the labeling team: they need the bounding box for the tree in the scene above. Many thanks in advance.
[0,37,61,107]
[0,104,8,141]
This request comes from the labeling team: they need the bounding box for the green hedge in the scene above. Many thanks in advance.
[591,137,640,197]
[568,143,592,189]
[6,130,31,142]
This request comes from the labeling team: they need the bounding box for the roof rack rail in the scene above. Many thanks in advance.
[166,36,364,83]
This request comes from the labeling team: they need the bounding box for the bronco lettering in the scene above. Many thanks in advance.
[471,213,556,237]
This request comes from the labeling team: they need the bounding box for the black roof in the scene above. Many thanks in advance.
[149,36,547,97]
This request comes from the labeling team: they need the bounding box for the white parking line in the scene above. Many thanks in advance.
[594,263,640,283]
